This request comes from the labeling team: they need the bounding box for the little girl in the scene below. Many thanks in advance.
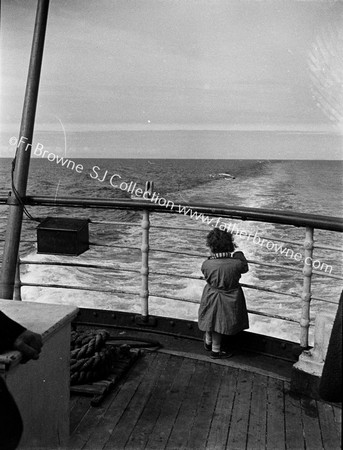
[198,227,249,359]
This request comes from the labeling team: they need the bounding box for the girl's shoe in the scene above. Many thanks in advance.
[210,351,233,359]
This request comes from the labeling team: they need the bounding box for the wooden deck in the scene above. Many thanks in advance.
[68,351,341,450]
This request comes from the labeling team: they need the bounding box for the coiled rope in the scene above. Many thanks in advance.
[70,329,162,386]
[70,329,116,385]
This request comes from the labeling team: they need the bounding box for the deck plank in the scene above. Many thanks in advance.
[145,357,196,450]
[124,354,180,449]
[165,360,209,449]
[69,393,116,450]
[102,353,169,449]
[300,398,323,450]
[70,353,157,450]
[226,369,254,450]
[69,396,91,435]
[317,401,341,450]
[206,366,238,450]
[69,394,79,410]
[247,373,268,450]
[266,377,285,450]
[284,388,305,450]
[187,363,226,450]
[332,405,342,436]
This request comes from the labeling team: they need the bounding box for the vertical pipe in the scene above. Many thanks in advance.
[140,182,153,319]
[300,226,314,347]
[13,259,22,301]
[0,0,49,299]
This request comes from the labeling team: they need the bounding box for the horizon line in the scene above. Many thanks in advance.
[1,122,342,134]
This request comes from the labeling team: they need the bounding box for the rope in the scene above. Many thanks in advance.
[70,329,116,385]
[70,329,161,385]
[105,336,162,349]
[10,156,40,222]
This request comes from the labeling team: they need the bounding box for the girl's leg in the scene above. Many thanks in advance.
[204,331,212,351]
[211,332,233,359]
[212,331,222,353]
[205,331,212,345]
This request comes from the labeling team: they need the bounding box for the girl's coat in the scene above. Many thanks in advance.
[198,251,249,335]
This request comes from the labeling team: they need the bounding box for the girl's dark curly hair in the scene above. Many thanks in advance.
[206,228,236,253]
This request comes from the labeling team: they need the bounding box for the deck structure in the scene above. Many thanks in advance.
[69,351,341,450]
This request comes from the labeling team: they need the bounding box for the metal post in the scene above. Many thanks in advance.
[140,210,150,319]
[0,0,49,299]
[300,226,314,347]
[139,182,153,320]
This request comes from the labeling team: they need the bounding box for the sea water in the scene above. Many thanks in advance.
[0,132,342,343]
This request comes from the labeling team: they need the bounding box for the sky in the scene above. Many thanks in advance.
[1,0,342,158]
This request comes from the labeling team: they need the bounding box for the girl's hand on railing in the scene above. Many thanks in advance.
[233,251,249,273]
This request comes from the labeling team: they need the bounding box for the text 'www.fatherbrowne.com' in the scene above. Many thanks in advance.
[175,205,333,274]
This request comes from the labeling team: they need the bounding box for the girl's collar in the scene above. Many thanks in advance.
[209,252,232,259]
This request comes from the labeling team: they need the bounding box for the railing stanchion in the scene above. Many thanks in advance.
[300,226,314,347]
[140,181,153,321]
[140,209,150,319]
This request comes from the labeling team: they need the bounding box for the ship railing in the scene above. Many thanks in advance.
[0,195,342,348]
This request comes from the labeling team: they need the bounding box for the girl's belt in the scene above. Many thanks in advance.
[208,285,240,294]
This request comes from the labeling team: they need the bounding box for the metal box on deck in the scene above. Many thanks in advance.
[37,217,89,256]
